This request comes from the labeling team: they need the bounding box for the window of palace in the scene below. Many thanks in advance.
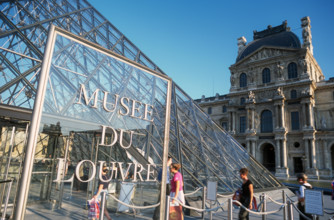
[261,110,273,133]
[288,62,298,79]
[291,111,300,130]
[208,107,212,114]
[240,73,247,87]
[222,105,227,113]
[240,116,246,133]
[291,90,297,99]
[294,142,300,148]
[262,68,271,84]
[240,97,246,105]
[221,122,228,130]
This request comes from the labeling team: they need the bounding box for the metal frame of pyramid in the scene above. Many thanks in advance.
[0,0,284,219]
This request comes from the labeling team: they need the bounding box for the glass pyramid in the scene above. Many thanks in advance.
[0,2,283,217]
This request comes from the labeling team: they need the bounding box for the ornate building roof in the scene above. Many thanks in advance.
[236,21,301,62]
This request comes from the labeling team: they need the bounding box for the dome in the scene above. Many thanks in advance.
[236,29,301,62]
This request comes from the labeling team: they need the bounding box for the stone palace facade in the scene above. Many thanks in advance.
[195,17,334,179]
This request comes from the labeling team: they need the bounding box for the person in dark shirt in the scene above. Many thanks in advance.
[93,166,112,220]
[238,168,253,220]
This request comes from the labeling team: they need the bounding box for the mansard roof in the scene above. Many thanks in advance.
[236,22,301,62]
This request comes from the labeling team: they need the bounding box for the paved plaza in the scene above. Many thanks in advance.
[24,189,334,220]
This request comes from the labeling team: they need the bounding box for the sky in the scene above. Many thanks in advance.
[90,0,334,100]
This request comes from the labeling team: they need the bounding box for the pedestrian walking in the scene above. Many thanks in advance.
[296,173,312,220]
[92,165,112,220]
[238,168,253,220]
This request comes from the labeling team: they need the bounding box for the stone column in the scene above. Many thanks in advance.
[302,103,306,127]
[310,138,316,169]
[305,103,310,127]
[247,108,251,131]
[275,137,289,178]
[278,106,282,128]
[232,112,236,133]
[246,140,250,153]
[276,139,281,168]
[251,141,256,157]
[304,139,310,169]
[308,102,314,128]
[281,139,287,168]
[324,141,331,170]
[275,105,279,129]
[251,109,255,130]
[316,139,322,169]
[229,112,233,132]
[280,104,285,128]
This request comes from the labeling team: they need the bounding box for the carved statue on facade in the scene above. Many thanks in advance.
[230,74,236,86]
[298,57,309,74]
[248,90,255,103]
[260,49,268,59]
[248,69,254,83]
[275,87,284,98]
[276,62,284,78]
[301,18,312,44]
[301,88,311,96]
[301,16,313,54]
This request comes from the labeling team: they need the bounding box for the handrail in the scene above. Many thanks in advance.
[170,197,222,212]
[266,195,286,206]
[217,193,234,198]
[232,200,285,215]
[184,187,203,196]
[108,194,160,209]
[107,189,332,218]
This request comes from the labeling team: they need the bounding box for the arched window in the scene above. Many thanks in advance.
[240,73,247,87]
[262,68,271,84]
[222,105,227,113]
[261,110,273,133]
[288,62,298,79]
[208,107,212,114]
[291,90,297,99]
[240,97,245,105]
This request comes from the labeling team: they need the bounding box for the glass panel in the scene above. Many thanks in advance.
[0,120,28,218]
[171,85,282,193]
[25,31,170,219]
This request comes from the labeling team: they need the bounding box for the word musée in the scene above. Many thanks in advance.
[54,159,157,183]
[76,84,154,122]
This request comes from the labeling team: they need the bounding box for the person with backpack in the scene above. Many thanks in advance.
[296,173,312,220]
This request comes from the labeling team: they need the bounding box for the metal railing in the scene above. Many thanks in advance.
[0,179,13,220]
[92,188,334,220]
